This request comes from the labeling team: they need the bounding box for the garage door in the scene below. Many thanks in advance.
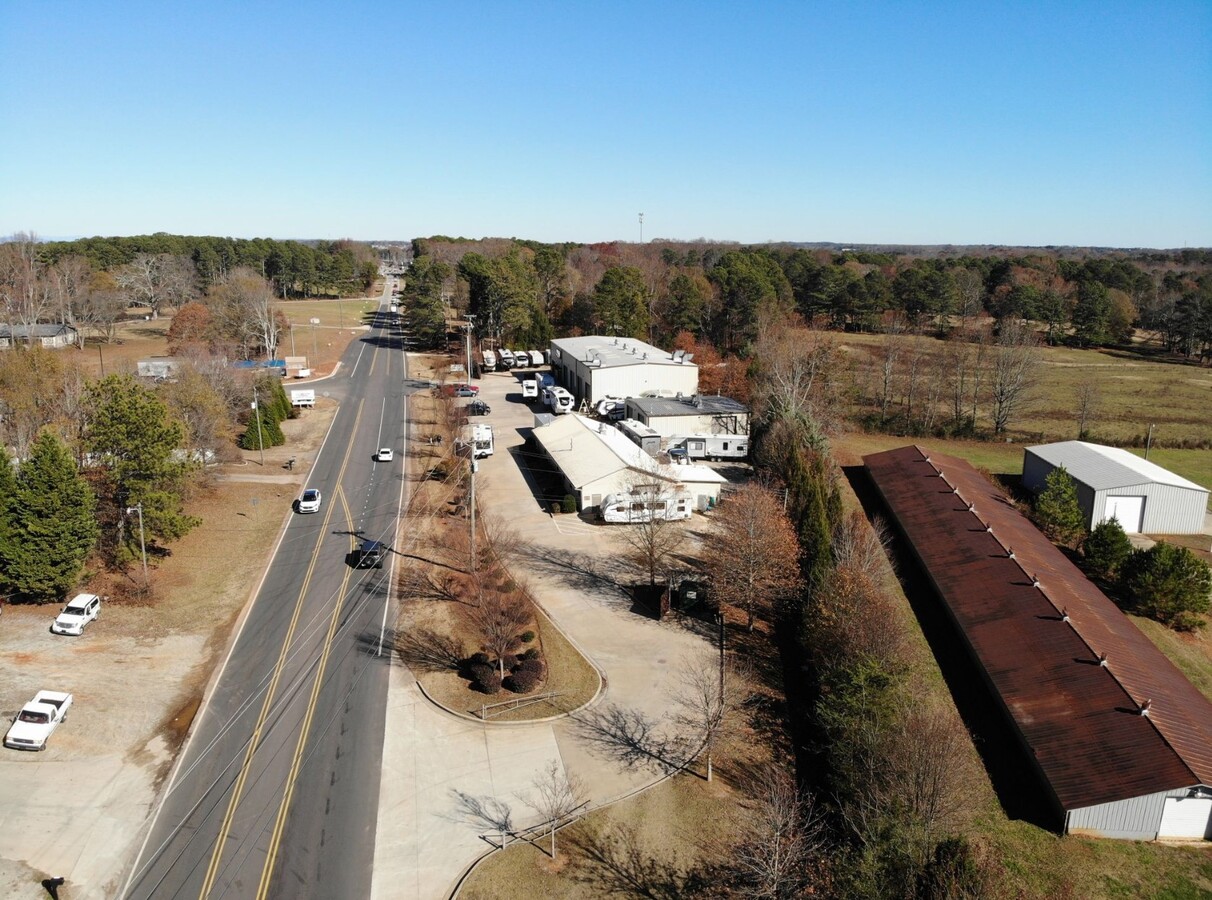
[1103,495,1145,533]
[1158,796,1212,839]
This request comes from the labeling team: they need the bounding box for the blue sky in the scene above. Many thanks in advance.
[1,1,1209,247]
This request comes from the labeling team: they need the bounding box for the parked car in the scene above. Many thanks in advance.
[440,383,479,397]
[466,399,491,416]
[50,593,101,636]
[356,539,387,569]
[375,448,394,462]
[4,691,72,751]
[297,488,322,513]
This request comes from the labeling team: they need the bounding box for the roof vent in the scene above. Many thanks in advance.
[1061,608,1070,622]
[967,503,975,513]
[1032,575,1041,588]
[1098,652,1108,667]
[952,486,961,495]
[985,524,993,534]
[1139,699,1152,717]
[1007,547,1015,560]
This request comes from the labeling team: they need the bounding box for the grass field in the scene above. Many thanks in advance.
[835,331,1212,450]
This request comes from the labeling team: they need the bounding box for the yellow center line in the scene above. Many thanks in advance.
[197,399,365,899]
[256,485,361,897]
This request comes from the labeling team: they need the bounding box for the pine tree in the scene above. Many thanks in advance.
[1034,466,1086,548]
[0,451,16,598]
[85,374,198,564]
[1084,518,1133,580]
[5,432,99,602]
[1120,542,1211,632]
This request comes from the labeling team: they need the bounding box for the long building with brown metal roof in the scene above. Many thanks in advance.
[864,445,1212,841]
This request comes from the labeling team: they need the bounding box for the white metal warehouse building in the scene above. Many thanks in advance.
[549,336,698,406]
[532,414,726,513]
[1022,441,1209,535]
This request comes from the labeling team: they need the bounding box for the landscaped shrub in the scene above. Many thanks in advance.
[521,647,541,660]
[469,662,502,694]
[504,656,546,693]
[1119,542,1211,631]
[562,494,577,514]
[469,651,490,666]
[520,630,536,644]
[1084,518,1133,580]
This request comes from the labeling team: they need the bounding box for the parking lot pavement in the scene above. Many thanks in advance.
[374,367,715,899]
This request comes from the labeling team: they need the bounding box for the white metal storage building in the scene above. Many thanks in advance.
[624,394,750,438]
[532,414,726,513]
[1022,441,1209,535]
[549,336,698,405]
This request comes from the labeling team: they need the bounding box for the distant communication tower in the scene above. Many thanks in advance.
[638,212,644,244]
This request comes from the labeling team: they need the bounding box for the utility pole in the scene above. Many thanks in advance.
[470,457,477,573]
[252,385,265,466]
[126,503,148,586]
[1145,423,1156,460]
[290,323,296,357]
[464,314,475,377]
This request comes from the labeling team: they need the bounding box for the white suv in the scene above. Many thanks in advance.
[51,593,101,636]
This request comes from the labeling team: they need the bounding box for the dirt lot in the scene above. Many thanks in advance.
[0,344,349,898]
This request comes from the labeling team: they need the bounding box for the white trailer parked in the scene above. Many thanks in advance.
[528,350,545,366]
[290,389,316,408]
[498,348,516,369]
[544,386,575,414]
[669,433,749,460]
[481,349,497,370]
[471,424,494,458]
[522,378,540,399]
[600,489,694,523]
[616,419,662,457]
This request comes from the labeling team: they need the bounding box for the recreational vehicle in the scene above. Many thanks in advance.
[600,489,694,523]
[669,434,749,461]
[528,349,545,367]
[616,419,662,457]
[497,348,516,369]
[544,386,575,414]
[522,378,540,399]
[481,349,497,370]
[509,349,527,368]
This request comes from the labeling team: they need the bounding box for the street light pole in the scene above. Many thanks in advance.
[126,503,148,585]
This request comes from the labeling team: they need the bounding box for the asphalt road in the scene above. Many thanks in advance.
[124,283,417,900]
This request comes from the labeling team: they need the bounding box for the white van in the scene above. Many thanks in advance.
[544,386,574,414]
[522,378,539,399]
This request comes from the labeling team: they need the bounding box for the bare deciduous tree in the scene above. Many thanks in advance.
[831,511,892,584]
[616,483,688,586]
[0,233,53,342]
[989,320,1040,435]
[672,655,746,783]
[517,761,587,860]
[1074,377,1101,440]
[115,253,197,318]
[893,702,979,854]
[751,315,839,448]
[704,483,802,631]
[733,765,827,899]
[207,268,280,360]
[459,589,531,678]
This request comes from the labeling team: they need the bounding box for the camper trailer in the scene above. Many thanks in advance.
[509,349,527,368]
[528,349,545,367]
[497,348,516,369]
[481,349,497,370]
[600,489,694,523]
[669,434,749,461]
[544,386,575,414]
[521,378,540,399]
[616,419,662,457]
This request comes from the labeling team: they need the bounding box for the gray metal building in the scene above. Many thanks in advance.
[624,394,750,438]
[1022,441,1209,535]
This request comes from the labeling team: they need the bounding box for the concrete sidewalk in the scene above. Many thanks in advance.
[372,370,714,900]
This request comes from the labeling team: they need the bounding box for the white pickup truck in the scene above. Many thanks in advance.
[5,690,73,751]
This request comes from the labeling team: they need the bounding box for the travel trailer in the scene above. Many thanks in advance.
[522,378,540,399]
[668,434,749,461]
[600,489,694,523]
[497,348,516,369]
[543,386,575,414]
[616,418,662,457]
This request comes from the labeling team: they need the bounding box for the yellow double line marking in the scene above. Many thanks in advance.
[198,399,365,899]
[256,486,360,897]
